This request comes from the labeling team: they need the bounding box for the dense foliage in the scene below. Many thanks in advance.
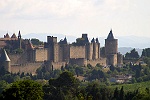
[0,74,150,100]
[31,38,43,46]
[0,80,43,100]
[142,48,150,57]
[1,48,150,99]
[125,48,139,59]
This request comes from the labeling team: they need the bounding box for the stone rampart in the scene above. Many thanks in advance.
[9,52,28,65]
[70,46,85,58]
[11,62,43,75]
[69,58,87,66]
[52,62,66,69]
[35,48,48,61]
[87,58,106,67]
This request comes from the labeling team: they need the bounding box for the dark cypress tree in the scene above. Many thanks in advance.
[119,86,124,100]
[114,87,119,100]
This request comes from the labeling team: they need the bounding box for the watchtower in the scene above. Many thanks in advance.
[47,36,59,62]
[0,49,11,72]
[105,30,118,66]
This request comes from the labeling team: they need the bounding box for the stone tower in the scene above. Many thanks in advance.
[0,49,11,72]
[91,38,100,60]
[105,30,118,66]
[47,36,58,62]
[18,30,22,49]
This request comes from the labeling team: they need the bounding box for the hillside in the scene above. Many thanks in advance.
[110,81,150,92]
[118,47,143,56]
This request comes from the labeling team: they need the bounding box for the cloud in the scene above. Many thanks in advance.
[0,0,150,38]
[0,0,146,20]
[0,0,108,20]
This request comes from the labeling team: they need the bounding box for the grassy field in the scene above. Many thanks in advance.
[109,81,150,92]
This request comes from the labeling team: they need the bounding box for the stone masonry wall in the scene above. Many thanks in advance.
[70,46,85,58]
[52,62,66,69]
[105,39,118,55]
[86,43,93,60]
[69,58,87,66]
[53,43,59,62]
[11,62,43,75]
[107,54,117,66]
[9,52,28,65]
[58,45,63,62]
[87,58,106,67]
[35,48,48,61]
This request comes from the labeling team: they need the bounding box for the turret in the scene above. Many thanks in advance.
[63,37,67,44]
[0,49,11,72]
[11,33,17,38]
[91,38,95,43]
[18,30,22,49]
[105,29,118,55]
[96,38,99,43]
[82,34,89,44]
[107,29,114,40]
[105,30,118,66]
[4,33,10,38]
[91,38,100,59]
[47,36,58,62]
[59,37,67,44]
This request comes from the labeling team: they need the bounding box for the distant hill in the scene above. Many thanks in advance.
[118,47,143,56]
[117,36,150,49]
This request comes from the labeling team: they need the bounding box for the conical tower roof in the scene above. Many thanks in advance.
[63,37,67,44]
[11,33,17,38]
[5,33,10,38]
[96,38,99,43]
[18,30,21,37]
[91,38,95,43]
[107,29,114,40]
[0,49,10,62]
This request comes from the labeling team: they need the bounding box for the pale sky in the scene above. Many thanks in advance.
[0,0,150,38]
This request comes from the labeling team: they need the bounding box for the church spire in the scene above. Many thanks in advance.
[107,29,114,40]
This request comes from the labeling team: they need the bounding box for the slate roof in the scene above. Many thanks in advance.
[107,29,114,40]
[0,49,10,62]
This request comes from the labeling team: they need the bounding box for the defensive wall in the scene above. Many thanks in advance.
[87,58,106,67]
[69,58,87,66]
[11,62,43,75]
[34,48,48,61]
[70,45,86,58]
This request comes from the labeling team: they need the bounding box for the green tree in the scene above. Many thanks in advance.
[119,86,124,100]
[142,48,150,57]
[0,80,7,94]
[31,38,43,46]
[47,71,80,99]
[135,69,141,78]
[2,80,43,100]
[125,48,139,59]
[131,77,137,83]
[51,71,79,91]
[114,87,119,100]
